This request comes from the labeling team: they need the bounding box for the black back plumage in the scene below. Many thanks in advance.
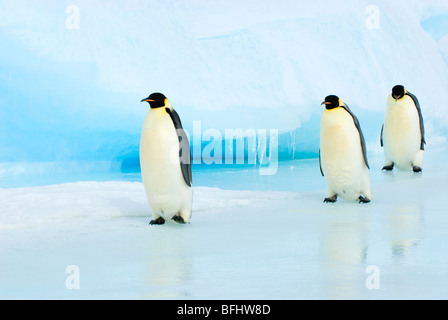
[405,92,425,150]
[165,108,192,187]
[340,104,370,170]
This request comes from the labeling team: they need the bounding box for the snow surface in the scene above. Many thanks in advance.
[1,147,448,300]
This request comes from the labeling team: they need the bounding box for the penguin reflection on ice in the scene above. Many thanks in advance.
[380,85,425,173]
[319,95,372,204]
[140,93,193,225]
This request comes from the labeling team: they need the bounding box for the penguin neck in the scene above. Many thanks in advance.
[325,105,340,110]
[150,106,167,115]
[392,95,405,102]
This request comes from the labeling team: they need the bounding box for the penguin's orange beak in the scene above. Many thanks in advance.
[141,98,155,103]
[321,102,331,105]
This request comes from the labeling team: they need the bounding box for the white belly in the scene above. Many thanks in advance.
[139,108,192,219]
[383,96,421,169]
[320,108,367,200]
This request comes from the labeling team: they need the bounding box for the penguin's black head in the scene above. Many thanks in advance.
[321,95,340,109]
[141,92,167,108]
[392,85,405,100]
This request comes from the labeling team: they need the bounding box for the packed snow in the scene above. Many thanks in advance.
[1,148,448,299]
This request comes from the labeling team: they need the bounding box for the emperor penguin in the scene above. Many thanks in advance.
[140,92,193,225]
[319,95,372,203]
[380,85,425,172]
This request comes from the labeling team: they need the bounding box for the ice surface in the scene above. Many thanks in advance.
[1,147,448,299]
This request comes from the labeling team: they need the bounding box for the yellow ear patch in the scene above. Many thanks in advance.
[164,98,172,109]
[338,99,341,106]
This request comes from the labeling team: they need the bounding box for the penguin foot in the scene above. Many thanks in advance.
[323,195,337,203]
[172,215,186,224]
[359,196,371,204]
[382,164,394,171]
[413,166,422,173]
[149,217,165,225]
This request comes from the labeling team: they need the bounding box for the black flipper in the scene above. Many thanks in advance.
[319,149,324,176]
[165,108,192,187]
[405,92,425,150]
[340,104,370,169]
[380,124,384,147]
